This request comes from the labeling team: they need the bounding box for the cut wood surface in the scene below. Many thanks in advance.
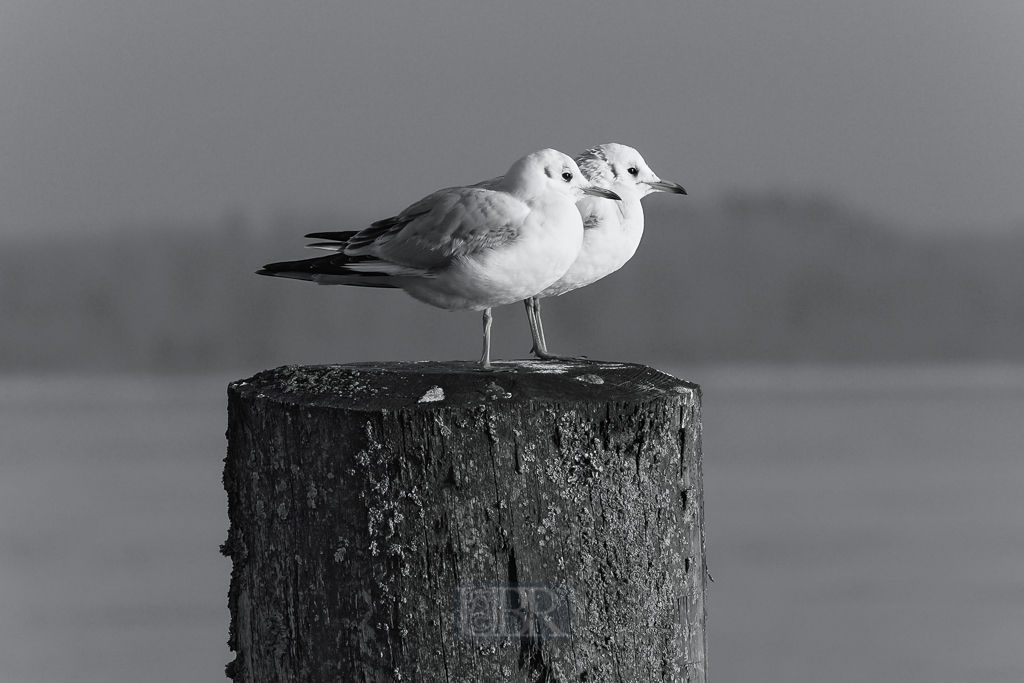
[223,360,707,682]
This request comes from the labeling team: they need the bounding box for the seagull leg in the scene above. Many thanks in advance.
[534,297,549,352]
[478,308,494,371]
[527,296,589,362]
[528,297,566,360]
[525,298,546,356]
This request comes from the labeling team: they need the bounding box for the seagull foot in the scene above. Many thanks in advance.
[475,363,516,373]
[531,349,589,362]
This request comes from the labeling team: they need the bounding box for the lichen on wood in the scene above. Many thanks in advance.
[224,360,706,682]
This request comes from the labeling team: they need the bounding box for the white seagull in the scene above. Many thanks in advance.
[524,143,687,359]
[258,148,621,370]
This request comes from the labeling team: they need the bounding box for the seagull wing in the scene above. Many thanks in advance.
[345,187,528,270]
[576,198,606,232]
[469,175,504,190]
[304,230,360,252]
[576,189,630,233]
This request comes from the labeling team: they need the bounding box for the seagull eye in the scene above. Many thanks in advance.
[627,167,639,176]
[561,171,573,182]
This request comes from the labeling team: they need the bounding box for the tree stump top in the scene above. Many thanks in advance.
[231,359,699,411]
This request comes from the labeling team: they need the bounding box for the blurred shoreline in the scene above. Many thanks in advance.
[3,196,1023,373]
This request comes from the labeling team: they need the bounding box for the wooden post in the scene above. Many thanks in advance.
[223,360,707,682]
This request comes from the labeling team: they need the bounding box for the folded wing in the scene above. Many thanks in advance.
[261,186,528,285]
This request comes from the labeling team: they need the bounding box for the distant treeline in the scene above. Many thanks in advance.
[3,196,1023,372]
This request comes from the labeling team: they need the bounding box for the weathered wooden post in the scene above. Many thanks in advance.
[223,360,707,682]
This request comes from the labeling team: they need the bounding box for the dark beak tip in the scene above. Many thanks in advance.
[584,186,622,201]
[647,180,687,195]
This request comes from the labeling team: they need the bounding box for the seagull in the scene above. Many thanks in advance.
[257,148,621,370]
[523,143,687,359]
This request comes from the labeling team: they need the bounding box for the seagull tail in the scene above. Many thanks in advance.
[257,253,419,289]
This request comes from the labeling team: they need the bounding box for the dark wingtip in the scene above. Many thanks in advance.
[305,230,358,241]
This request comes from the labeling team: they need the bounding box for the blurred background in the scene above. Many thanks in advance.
[1,1,1022,681]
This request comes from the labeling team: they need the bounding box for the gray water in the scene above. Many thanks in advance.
[1,366,1021,682]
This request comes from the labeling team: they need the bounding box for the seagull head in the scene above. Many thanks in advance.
[576,143,687,199]
[503,148,622,203]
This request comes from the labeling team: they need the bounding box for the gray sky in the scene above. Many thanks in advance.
[2,0,1023,238]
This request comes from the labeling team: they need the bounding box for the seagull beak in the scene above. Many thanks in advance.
[582,186,622,201]
[645,179,687,195]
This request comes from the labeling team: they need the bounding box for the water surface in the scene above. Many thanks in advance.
[1,366,1021,682]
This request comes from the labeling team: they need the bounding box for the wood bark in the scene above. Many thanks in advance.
[223,360,707,682]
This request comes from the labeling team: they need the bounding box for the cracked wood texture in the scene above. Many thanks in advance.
[223,360,707,682]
